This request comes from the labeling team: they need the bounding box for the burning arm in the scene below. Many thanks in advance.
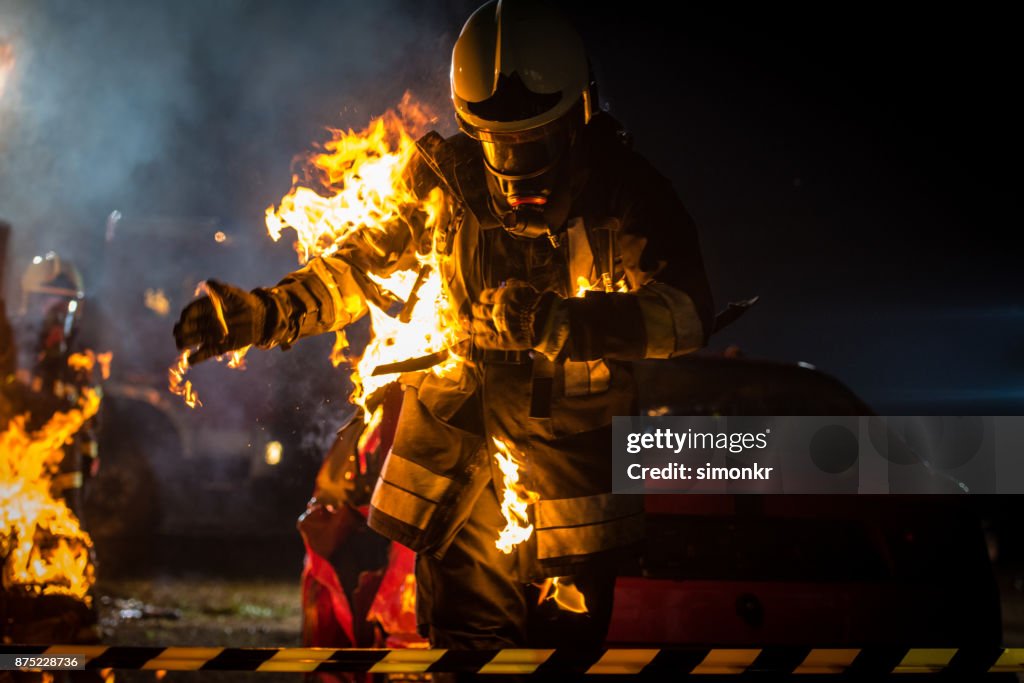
[172,222,416,362]
[173,114,444,364]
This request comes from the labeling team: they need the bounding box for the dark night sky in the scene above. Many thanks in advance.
[0,1,1019,414]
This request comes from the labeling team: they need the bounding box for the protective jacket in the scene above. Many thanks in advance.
[261,112,713,575]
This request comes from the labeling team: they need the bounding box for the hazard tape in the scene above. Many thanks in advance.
[0,645,1022,675]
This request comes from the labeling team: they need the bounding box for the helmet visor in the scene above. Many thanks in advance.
[480,132,569,178]
[460,96,585,178]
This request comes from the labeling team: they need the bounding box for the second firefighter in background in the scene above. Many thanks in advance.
[175,0,713,649]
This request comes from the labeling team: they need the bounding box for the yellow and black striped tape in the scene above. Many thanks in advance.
[3,645,1022,675]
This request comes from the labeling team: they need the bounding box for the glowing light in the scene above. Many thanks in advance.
[264,441,283,466]
[144,288,170,316]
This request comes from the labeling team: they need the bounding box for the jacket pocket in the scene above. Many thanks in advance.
[549,360,636,438]
[563,359,611,397]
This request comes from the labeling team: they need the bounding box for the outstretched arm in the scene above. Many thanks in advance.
[174,149,440,362]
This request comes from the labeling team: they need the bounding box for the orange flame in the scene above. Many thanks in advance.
[167,282,251,406]
[0,364,99,605]
[551,577,589,613]
[168,350,202,409]
[491,437,539,554]
[265,93,464,421]
[66,352,95,374]
[266,92,435,261]
[67,350,114,380]
[225,346,251,370]
[97,352,113,380]
[575,275,628,298]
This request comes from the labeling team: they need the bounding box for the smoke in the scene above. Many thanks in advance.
[0,1,474,527]
[0,0,466,292]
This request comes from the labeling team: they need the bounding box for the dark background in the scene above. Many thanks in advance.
[1,1,1017,416]
[1,0,1022,652]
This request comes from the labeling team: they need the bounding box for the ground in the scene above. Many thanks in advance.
[88,535,1024,682]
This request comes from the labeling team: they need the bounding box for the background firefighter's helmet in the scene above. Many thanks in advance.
[19,251,85,360]
[20,251,85,309]
[452,0,594,238]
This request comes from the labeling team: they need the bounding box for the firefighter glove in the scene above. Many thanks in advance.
[471,279,568,354]
[173,279,273,364]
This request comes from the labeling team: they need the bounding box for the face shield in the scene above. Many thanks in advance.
[458,98,584,245]
[461,98,582,201]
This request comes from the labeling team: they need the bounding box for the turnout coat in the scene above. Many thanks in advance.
[262,113,713,576]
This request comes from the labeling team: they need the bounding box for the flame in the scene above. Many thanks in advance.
[167,282,252,406]
[0,363,99,605]
[144,288,171,316]
[575,274,628,298]
[491,437,539,554]
[329,330,349,368]
[400,572,416,615]
[226,345,251,370]
[97,352,113,380]
[196,281,229,340]
[167,344,247,407]
[66,352,95,374]
[265,92,435,261]
[550,577,588,613]
[66,350,113,380]
[265,93,465,420]
[168,350,202,409]
[352,254,462,418]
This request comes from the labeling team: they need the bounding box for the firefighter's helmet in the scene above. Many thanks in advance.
[452,0,593,217]
[19,251,85,354]
[21,251,84,307]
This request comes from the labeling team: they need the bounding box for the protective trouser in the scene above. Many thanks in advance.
[415,474,617,650]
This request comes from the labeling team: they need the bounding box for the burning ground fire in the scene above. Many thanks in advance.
[0,363,100,606]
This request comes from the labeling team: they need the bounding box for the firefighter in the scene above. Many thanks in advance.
[17,251,100,516]
[175,0,713,649]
